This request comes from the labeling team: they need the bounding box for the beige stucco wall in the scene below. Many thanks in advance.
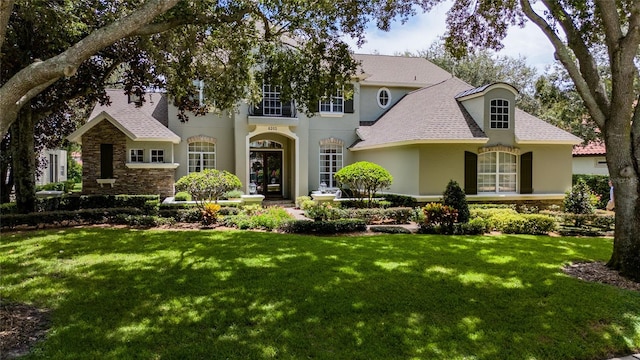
[418,144,474,195]
[358,85,418,122]
[125,140,175,163]
[352,146,421,195]
[519,144,574,193]
[573,156,609,175]
[460,97,484,130]
[482,88,516,147]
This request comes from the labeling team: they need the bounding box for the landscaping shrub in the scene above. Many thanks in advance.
[454,217,488,235]
[334,161,393,206]
[345,207,414,224]
[0,202,17,215]
[202,203,222,225]
[279,219,367,234]
[382,194,417,208]
[443,180,470,223]
[564,180,598,215]
[592,214,615,230]
[174,191,192,201]
[0,208,144,229]
[112,214,175,227]
[36,180,76,193]
[420,203,458,234]
[222,206,293,231]
[369,226,412,234]
[296,196,314,210]
[175,169,242,204]
[304,203,347,222]
[573,174,609,209]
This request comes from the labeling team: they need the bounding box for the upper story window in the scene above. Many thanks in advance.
[478,151,517,193]
[320,88,344,113]
[188,141,216,173]
[193,80,204,106]
[262,84,282,116]
[130,149,144,163]
[377,88,391,109]
[490,99,510,129]
[151,149,164,163]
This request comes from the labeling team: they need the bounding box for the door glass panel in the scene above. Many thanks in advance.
[250,150,282,197]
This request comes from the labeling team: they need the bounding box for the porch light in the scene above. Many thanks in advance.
[319,181,327,193]
[249,182,257,194]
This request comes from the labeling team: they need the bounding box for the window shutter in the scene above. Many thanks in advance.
[464,151,477,195]
[520,152,533,194]
[344,84,354,113]
[283,100,295,117]
[100,144,114,179]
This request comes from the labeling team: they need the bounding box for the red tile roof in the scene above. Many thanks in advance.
[573,141,606,156]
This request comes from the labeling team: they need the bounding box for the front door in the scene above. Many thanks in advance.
[250,151,283,198]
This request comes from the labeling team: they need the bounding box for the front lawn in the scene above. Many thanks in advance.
[1,229,638,359]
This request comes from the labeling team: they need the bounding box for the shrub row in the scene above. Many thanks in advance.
[36,180,76,193]
[0,208,144,229]
[279,219,367,234]
[303,203,413,224]
[470,208,557,234]
[31,194,160,213]
[418,217,487,235]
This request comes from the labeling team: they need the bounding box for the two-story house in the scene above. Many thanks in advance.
[68,54,582,202]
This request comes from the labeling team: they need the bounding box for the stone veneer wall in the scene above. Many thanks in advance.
[82,120,175,199]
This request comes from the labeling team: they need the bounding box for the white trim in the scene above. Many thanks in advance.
[350,138,489,151]
[96,179,116,187]
[150,149,165,163]
[319,112,345,118]
[377,87,392,109]
[516,138,583,145]
[126,163,179,169]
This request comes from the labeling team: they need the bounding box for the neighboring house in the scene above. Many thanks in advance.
[68,54,582,201]
[572,141,609,176]
[36,149,67,186]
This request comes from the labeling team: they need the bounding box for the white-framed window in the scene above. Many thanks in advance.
[478,152,517,193]
[320,88,344,113]
[130,149,144,162]
[192,79,204,106]
[319,142,343,188]
[151,149,164,163]
[262,84,282,116]
[490,99,510,129]
[188,141,216,173]
[377,88,391,109]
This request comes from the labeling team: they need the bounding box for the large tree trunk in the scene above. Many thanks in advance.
[13,105,37,214]
[0,134,13,203]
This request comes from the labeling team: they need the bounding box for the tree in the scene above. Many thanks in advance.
[436,0,640,280]
[443,180,469,223]
[174,169,242,207]
[334,161,393,206]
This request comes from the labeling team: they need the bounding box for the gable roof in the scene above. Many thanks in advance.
[353,54,452,88]
[573,140,606,156]
[67,90,179,144]
[351,77,582,150]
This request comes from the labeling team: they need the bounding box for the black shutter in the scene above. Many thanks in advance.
[100,144,113,179]
[344,84,354,113]
[464,151,477,195]
[520,152,533,194]
[282,100,294,117]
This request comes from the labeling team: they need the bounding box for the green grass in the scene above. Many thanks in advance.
[1,229,638,360]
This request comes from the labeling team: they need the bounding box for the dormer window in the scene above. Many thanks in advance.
[490,99,509,129]
[127,93,144,105]
[320,88,344,113]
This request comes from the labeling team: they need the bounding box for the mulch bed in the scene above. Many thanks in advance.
[562,261,640,292]
[0,303,50,359]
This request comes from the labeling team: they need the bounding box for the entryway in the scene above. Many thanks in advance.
[249,149,283,198]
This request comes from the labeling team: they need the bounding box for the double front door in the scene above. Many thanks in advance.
[249,151,282,198]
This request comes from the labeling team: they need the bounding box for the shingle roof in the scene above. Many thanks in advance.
[68,90,179,144]
[352,78,489,150]
[352,76,582,150]
[573,141,606,156]
[353,54,452,87]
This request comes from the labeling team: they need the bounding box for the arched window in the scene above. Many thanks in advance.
[319,138,344,188]
[490,99,510,129]
[478,152,517,193]
[188,140,216,173]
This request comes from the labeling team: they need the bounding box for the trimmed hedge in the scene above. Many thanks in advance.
[0,208,144,229]
[279,219,367,234]
[369,226,412,234]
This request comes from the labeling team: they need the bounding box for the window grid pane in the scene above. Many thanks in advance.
[188,142,216,173]
[319,89,344,113]
[263,84,282,116]
[478,152,517,193]
[490,99,509,129]
[151,150,164,163]
[319,143,343,188]
[130,149,143,162]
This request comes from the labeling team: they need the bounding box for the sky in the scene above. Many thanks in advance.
[344,2,557,74]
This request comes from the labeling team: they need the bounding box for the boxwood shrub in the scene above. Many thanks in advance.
[279,219,367,234]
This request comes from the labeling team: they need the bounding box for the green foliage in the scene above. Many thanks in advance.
[420,203,458,234]
[36,180,76,193]
[67,154,82,183]
[346,207,414,225]
[0,202,17,215]
[295,196,313,209]
[174,192,192,202]
[0,208,143,229]
[174,169,242,206]
[304,203,347,222]
[369,226,412,234]
[455,217,489,235]
[442,180,470,223]
[222,206,293,231]
[573,175,609,209]
[334,161,393,206]
[382,194,417,208]
[223,189,244,199]
[564,180,598,215]
[279,219,367,234]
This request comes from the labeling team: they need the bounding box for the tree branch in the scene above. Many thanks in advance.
[0,0,14,51]
[0,0,180,138]
[520,0,607,127]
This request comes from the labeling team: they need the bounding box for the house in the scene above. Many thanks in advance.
[572,141,608,176]
[36,149,67,186]
[68,54,582,202]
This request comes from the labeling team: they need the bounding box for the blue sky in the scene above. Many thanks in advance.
[344,2,557,74]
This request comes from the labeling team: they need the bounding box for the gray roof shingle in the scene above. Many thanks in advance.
[354,54,452,87]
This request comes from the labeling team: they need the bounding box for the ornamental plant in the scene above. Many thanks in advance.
[175,169,242,206]
[334,161,393,207]
[442,180,470,223]
[563,180,598,215]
